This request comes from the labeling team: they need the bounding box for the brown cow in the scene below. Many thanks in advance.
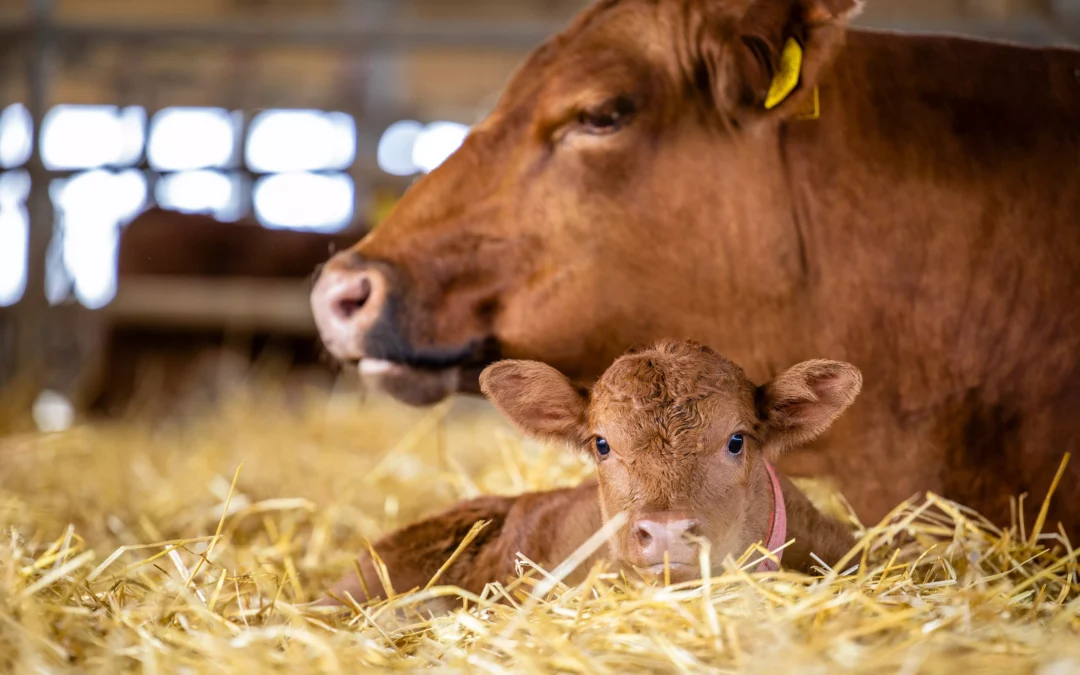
[324,341,856,606]
[310,0,1080,537]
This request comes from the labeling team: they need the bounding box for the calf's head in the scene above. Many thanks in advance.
[481,340,861,581]
[311,0,862,405]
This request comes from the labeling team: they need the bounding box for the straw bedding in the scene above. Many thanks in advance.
[1,386,1078,674]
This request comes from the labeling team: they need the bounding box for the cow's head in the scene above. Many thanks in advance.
[311,0,862,405]
[480,340,862,581]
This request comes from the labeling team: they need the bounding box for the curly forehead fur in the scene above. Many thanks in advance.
[593,340,751,407]
[589,341,757,452]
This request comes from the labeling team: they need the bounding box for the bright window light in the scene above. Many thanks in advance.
[52,169,147,309]
[41,105,146,170]
[253,172,353,232]
[44,232,71,307]
[246,109,356,173]
[32,389,75,433]
[115,107,148,166]
[155,170,243,221]
[0,168,30,204]
[377,120,469,176]
[412,121,469,174]
[0,103,33,169]
[377,120,422,176]
[147,107,236,171]
[0,171,30,306]
[0,208,29,306]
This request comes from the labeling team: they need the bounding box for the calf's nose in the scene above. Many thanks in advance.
[632,517,702,567]
[310,254,387,361]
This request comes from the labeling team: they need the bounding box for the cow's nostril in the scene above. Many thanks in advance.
[684,521,702,538]
[634,524,653,547]
[333,276,372,320]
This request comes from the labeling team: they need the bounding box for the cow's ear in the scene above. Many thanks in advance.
[480,360,590,447]
[702,0,863,119]
[756,360,862,454]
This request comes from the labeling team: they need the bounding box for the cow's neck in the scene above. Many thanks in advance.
[648,122,816,383]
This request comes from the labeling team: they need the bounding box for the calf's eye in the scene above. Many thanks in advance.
[727,434,744,455]
[595,437,611,457]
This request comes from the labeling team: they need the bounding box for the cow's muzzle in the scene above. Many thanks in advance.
[310,251,499,405]
[310,250,388,364]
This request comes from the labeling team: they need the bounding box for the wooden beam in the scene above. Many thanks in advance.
[8,0,56,396]
[852,15,1074,45]
[0,17,562,49]
[103,276,317,335]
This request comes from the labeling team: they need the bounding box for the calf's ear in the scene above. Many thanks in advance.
[697,0,863,119]
[480,360,590,447]
[756,360,862,452]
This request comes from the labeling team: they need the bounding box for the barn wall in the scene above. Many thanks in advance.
[9,0,1074,130]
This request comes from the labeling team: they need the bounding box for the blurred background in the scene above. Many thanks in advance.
[0,0,1077,429]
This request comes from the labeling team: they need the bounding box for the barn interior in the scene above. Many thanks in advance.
[1,0,1079,671]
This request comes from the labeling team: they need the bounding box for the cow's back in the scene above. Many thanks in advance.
[780,30,1080,531]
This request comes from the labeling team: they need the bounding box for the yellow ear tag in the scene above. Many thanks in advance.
[764,37,804,110]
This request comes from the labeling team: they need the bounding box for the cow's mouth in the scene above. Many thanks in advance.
[352,360,494,406]
[349,336,499,406]
[350,359,459,406]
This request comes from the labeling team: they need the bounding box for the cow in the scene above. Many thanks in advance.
[323,340,857,606]
[309,0,1080,538]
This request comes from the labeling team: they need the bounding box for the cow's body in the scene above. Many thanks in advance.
[310,0,1080,536]
[725,29,1080,529]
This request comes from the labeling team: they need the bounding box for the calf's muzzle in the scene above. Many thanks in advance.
[631,515,703,569]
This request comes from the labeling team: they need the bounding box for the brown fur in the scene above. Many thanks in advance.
[324,341,856,605]
[310,0,1080,536]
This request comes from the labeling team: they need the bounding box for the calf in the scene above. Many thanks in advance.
[325,340,858,605]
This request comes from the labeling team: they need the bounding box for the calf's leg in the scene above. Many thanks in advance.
[321,494,518,606]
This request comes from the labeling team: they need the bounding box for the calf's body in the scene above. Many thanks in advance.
[337,475,851,604]
[327,341,858,605]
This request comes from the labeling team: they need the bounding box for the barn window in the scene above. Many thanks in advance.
[40,105,146,170]
[376,119,469,176]
[245,109,356,173]
[50,169,147,309]
[377,120,423,177]
[155,170,245,222]
[0,170,30,307]
[147,107,238,172]
[0,104,33,169]
[412,121,470,174]
[253,172,354,232]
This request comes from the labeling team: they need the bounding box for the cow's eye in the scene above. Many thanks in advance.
[727,434,745,455]
[577,97,636,135]
[595,437,611,457]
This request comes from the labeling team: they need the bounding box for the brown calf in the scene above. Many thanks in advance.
[325,340,857,605]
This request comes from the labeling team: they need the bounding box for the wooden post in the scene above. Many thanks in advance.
[10,0,54,400]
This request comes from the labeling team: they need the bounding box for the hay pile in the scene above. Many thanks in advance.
[1,386,1078,673]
